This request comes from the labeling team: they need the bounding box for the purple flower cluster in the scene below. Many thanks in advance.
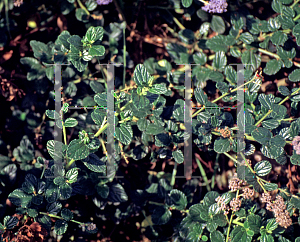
[14,0,23,7]
[201,0,228,13]
[97,0,113,5]
[292,136,300,155]
[86,223,97,231]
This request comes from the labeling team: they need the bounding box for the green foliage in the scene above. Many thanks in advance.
[20,26,105,74]
[2,0,300,240]
[0,216,18,233]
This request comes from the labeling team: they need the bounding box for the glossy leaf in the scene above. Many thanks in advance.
[115,124,133,145]
[172,150,184,164]
[254,160,272,176]
[8,189,32,208]
[241,50,261,72]
[269,135,286,147]
[3,216,18,230]
[270,31,287,46]
[203,191,219,207]
[45,183,60,203]
[264,183,278,191]
[54,176,65,186]
[278,86,290,96]
[108,183,128,203]
[182,0,193,7]
[178,29,195,45]
[60,183,72,200]
[193,52,207,65]
[67,139,89,160]
[289,121,300,137]
[54,220,68,235]
[65,168,78,183]
[46,110,60,119]
[134,64,151,87]
[189,203,209,221]
[137,118,150,131]
[64,118,78,128]
[206,35,228,52]
[88,45,105,57]
[97,184,110,198]
[85,0,97,11]
[185,222,203,242]
[82,153,106,173]
[145,123,165,135]
[148,83,168,94]
[47,140,66,161]
[47,202,62,215]
[261,234,275,242]
[293,23,300,45]
[211,16,226,34]
[212,51,227,71]
[94,93,107,107]
[194,88,208,105]
[247,214,261,234]
[61,208,73,221]
[263,59,283,75]
[289,69,300,82]
[151,206,172,225]
[214,138,231,153]
[268,17,281,31]
[169,189,187,210]
[291,154,300,165]
[251,127,272,145]
[239,33,254,44]
[210,230,225,242]
[83,26,104,43]
[231,226,247,242]
[262,119,279,129]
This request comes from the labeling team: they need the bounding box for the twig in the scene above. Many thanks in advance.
[195,158,211,191]
[170,162,178,187]
[113,0,131,31]
[119,141,129,164]
[255,87,300,126]
[123,27,126,88]
[194,153,214,172]
[288,162,296,192]
[77,0,90,15]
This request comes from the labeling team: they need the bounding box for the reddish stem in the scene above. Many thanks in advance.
[194,153,214,173]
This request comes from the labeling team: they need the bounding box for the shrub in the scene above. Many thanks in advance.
[0,0,300,241]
